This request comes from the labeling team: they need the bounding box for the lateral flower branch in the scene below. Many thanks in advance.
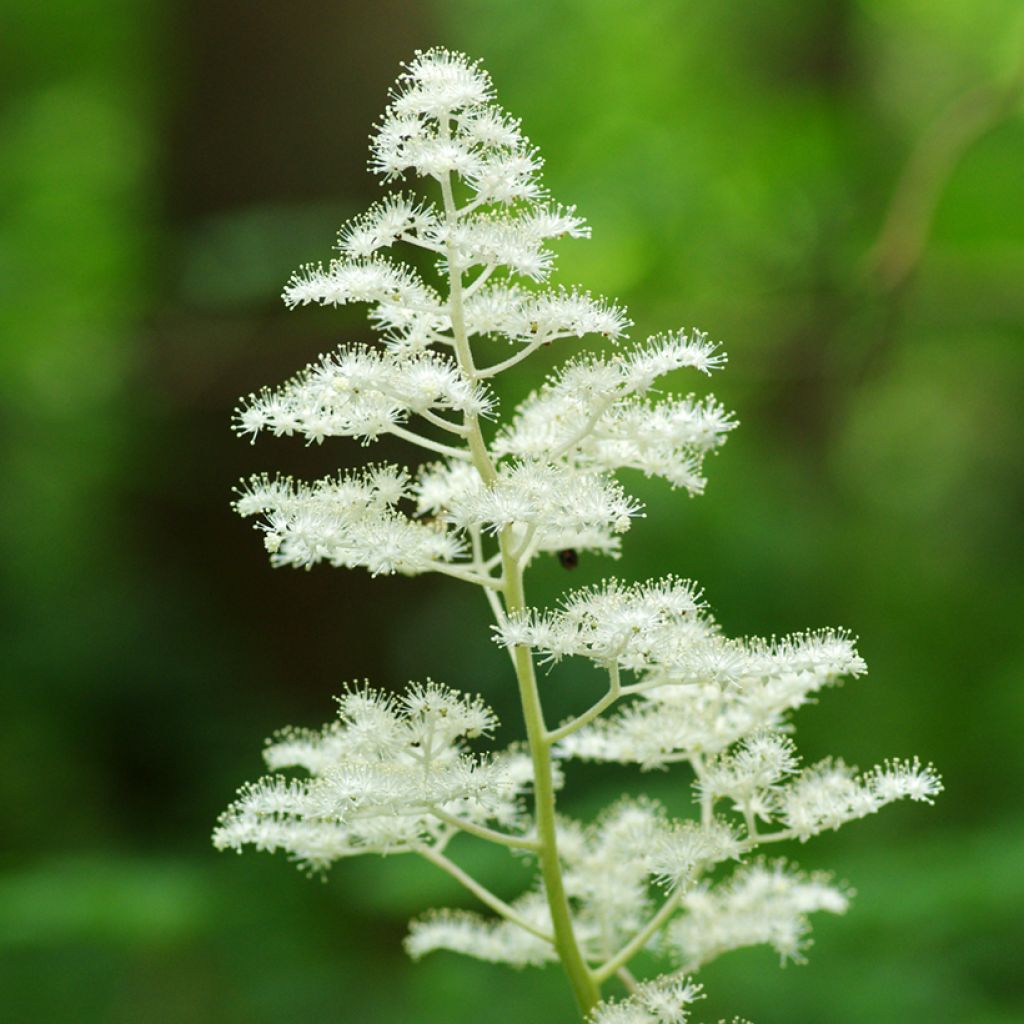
[214,50,941,1024]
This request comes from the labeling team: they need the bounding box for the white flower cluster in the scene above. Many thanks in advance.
[777,755,942,839]
[406,894,554,968]
[589,977,705,1024]
[494,334,735,494]
[668,860,849,971]
[233,466,466,575]
[411,458,643,558]
[235,344,492,445]
[217,48,942,1024]
[463,284,631,343]
[236,51,726,581]
[279,51,629,359]
[494,577,876,769]
[444,462,643,554]
[407,798,741,967]
[496,577,709,669]
[214,682,534,871]
[550,636,868,769]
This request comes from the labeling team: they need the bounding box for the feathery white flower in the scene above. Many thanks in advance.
[234,467,467,575]
[623,331,728,387]
[495,337,734,492]
[462,284,631,345]
[218,47,942,1022]
[561,800,739,926]
[282,255,438,310]
[407,799,746,970]
[427,206,589,281]
[553,624,866,766]
[457,106,524,151]
[406,896,555,967]
[513,285,632,340]
[494,577,708,669]
[368,48,544,210]
[560,800,666,950]
[697,732,800,821]
[446,462,643,554]
[235,344,490,445]
[214,682,533,871]
[390,49,494,118]
[646,818,743,891]
[667,860,849,971]
[411,459,481,516]
[864,756,943,805]
[779,756,942,840]
[465,147,546,204]
[589,978,705,1024]
[335,194,440,259]
[442,214,557,280]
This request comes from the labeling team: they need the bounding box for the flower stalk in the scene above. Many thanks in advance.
[214,49,941,1024]
[499,534,601,1012]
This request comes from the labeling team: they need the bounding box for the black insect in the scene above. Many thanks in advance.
[557,548,579,570]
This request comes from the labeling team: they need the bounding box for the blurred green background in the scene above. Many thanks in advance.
[2,1,1022,1021]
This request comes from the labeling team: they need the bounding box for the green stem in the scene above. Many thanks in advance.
[437,124,496,488]
[437,124,601,1015]
[428,806,540,851]
[499,535,601,1014]
[546,663,621,744]
[417,845,553,943]
[594,887,684,983]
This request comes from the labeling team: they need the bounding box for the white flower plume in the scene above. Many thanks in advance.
[696,732,801,821]
[554,636,861,767]
[590,978,705,1024]
[235,344,491,446]
[335,193,440,260]
[214,682,534,871]
[494,577,708,669]
[233,467,467,576]
[282,255,438,311]
[406,799,742,969]
[666,860,850,971]
[406,896,555,968]
[495,332,735,494]
[779,756,943,840]
[369,49,541,205]
[236,46,732,577]
[446,462,643,553]
[464,284,632,346]
[217,47,942,1022]
[502,575,869,767]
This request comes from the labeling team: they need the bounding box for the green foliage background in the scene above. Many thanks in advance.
[2,1,1022,1021]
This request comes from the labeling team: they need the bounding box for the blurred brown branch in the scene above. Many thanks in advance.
[867,52,1024,294]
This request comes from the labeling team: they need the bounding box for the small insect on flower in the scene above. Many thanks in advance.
[557,548,579,569]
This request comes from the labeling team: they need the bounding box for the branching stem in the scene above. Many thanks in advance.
[416,844,553,943]
[593,887,684,983]
[690,753,714,828]
[419,408,470,435]
[388,423,471,460]
[616,966,640,995]
[429,807,540,851]
[463,262,497,298]
[425,561,505,590]
[478,337,550,378]
[546,663,622,744]
[547,393,617,462]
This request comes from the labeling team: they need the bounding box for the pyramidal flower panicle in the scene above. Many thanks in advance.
[215,48,941,1022]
